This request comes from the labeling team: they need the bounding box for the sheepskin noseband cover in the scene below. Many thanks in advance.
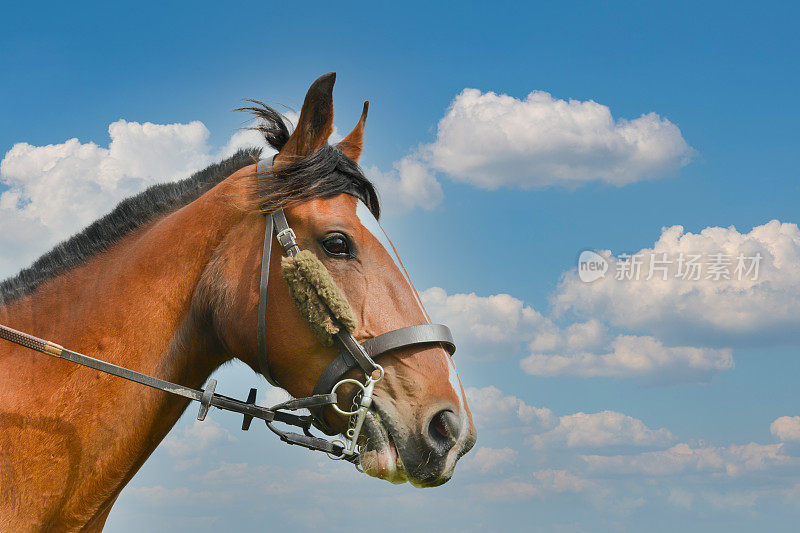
[281,249,358,345]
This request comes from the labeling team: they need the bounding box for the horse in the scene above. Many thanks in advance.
[0,73,476,531]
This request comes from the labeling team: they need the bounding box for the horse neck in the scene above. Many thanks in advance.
[1,175,249,380]
[0,167,253,528]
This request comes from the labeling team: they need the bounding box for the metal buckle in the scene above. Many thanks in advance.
[276,227,296,245]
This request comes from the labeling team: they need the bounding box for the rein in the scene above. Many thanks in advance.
[0,322,351,458]
[0,157,456,468]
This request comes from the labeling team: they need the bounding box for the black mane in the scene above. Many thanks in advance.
[0,103,380,306]
[0,149,261,305]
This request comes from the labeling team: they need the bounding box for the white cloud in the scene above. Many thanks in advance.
[0,111,310,280]
[425,88,693,189]
[1,120,212,231]
[464,447,518,474]
[421,287,553,361]
[583,442,791,477]
[465,385,556,432]
[219,111,300,160]
[555,220,800,347]
[532,469,597,493]
[771,416,800,443]
[423,287,730,384]
[200,462,296,495]
[365,156,443,213]
[367,87,692,213]
[527,410,674,450]
[161,419,236,470]
[527,318,609,354]
[466,386,672,455]
[0,120,223,278]
[468,471,599,502]
[260,387,293,407]
[521,334,733,385]
[218,128,273,160]
[469,480,541,501]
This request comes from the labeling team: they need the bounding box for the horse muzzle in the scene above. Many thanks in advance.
[359,400,475,487]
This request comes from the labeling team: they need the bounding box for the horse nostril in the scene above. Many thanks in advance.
[426,409,459,451]
[431,412,449,439]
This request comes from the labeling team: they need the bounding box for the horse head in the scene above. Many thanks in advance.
[210,73,476,486]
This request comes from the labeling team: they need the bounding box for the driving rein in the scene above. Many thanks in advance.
[0,157,456,466]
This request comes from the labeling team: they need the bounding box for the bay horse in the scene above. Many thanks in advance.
[0,73,476,531]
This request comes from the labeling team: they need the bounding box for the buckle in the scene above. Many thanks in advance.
[276,227,296,247]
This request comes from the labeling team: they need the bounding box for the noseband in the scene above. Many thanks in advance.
[254,157,456,456]
[0,157,457,467]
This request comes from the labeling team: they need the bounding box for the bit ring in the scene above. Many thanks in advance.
[331,379,366,416]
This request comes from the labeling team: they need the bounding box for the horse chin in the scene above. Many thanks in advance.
[359,410,408,485]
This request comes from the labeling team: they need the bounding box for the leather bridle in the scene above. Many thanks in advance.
[253,156,456,450]
[0,156,457,467]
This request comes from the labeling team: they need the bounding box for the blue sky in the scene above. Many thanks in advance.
[3,1,800,531]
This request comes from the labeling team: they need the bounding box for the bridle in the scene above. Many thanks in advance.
[253,156,456,458]
[0,157,456,467]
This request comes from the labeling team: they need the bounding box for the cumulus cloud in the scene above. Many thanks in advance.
[554,220,800,347]
[771,416,800,443]
[0,111,308,279]
[527,318,609,354]
[425,88,693,189]
[368,87,693,213]
[465,386,556,433]
[466,385,672,453]
[200,461,297,495]
[423,287,732,383]
[532,469,597,494]
[583,442,791,477]
[521,333,733,385]
[218,110,300,160]
[527,410,674,450]
[261,387,293,407]
[161,419,236,470]
[464,447,518,474]
[421,287,553,361]
[0,120,240,278]
[365,156,443,213]
[469,480,541,501]
[468,470,600,502]
[1,120,213,231]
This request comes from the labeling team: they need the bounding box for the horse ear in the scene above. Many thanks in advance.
[338,101,368,162]
[275,72,336,165]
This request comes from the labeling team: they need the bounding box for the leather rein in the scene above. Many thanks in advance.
[0,157,456,467]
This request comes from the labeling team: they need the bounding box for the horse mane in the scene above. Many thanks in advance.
[0,149,261,305]
[0,103,381,306]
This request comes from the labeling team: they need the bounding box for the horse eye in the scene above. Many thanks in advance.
[321,234,351,257]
